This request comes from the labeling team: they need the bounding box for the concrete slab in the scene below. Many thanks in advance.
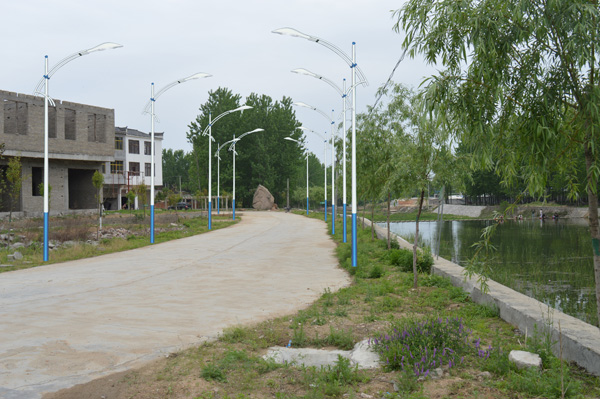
[0,212,351,398]
[264,339,380,369]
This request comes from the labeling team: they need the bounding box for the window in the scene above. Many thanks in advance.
[144,141,152,155]
[115,136,123,150]
[129,162,140,176]
[32,167,42,196]
[128,139,139,154]
[65,109,76,140]
[110,160,123,174]
[101,163,106,174]
[145,163,151,177]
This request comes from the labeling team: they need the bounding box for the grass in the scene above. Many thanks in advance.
[0,211,236,272]
[46,208,600,398]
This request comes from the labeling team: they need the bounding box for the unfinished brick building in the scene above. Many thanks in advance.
[0,90,115,216]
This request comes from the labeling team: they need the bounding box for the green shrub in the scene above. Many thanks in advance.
[388,247,433,273]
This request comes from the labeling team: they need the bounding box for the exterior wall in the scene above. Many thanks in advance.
[0,90,114,214]
[0,90,115,162]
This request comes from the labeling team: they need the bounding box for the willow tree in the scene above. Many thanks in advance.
[397,0,600,323]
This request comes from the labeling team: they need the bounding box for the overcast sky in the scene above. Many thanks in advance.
[2,0,436,162]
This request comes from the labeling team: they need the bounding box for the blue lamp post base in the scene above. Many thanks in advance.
[352,213,357,267]
[208,201,212,230]
[150,205,155,243]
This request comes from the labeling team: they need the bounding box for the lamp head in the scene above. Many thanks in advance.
[272,28,313,41]
[85,42,123,54]
[180,72,212,83]
[249,128,264,133]
[293,102,315,110]
[234,105,253,112]
[291,68,317,78]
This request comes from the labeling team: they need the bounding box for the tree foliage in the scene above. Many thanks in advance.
[396,0,600,320]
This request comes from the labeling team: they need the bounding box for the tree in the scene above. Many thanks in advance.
[92,170,104,238]
[397,0,600,321]
[162,149,192,192]
[134,183,148,218]
[126,190,136,213]
[6,157,26,223]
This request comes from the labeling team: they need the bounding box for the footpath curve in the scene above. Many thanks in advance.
[0,211,350,399]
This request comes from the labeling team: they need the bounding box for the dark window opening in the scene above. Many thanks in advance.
[65,109,76,140]
[32,167,43,196]
[145,163,151,177]
[115,136,123,150]
[144,141,152,155]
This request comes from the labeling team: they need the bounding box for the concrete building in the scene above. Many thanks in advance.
[0,90,114,216]
[101,126,163,210]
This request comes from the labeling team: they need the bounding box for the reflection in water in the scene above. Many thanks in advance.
[382,219,597,326]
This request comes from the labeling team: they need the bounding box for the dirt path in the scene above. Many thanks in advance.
[0,212,350,399]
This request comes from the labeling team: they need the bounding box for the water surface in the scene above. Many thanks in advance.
[381,219,597,326]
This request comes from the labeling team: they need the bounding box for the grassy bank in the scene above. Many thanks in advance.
[0,211,236,272]
[47,210,600,399]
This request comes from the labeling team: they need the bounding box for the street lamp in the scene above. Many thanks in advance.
[273,27,368,267]
[228,128,264,220]
[294,102,335,234]
[284,137,309,215]
[201,105,252,229]
[142,73,211,243]
[33,42,123,262]
[299,126,328,220]
[214,137,240,216]
[292,68,352,242]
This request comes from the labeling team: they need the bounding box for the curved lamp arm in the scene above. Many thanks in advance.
[215,138,239,159]
[201,105,253,140]
[142,72,211,114]
[293,102,333,123]
[299,126,326,141]
[273,28,368,85]
[227,128,264,151]
[34,42,123,95]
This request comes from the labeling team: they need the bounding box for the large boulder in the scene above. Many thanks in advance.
[253,185,275,210]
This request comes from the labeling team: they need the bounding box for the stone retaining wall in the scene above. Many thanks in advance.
[362,217,600,376]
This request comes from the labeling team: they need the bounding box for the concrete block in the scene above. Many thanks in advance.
[509,350,542,369]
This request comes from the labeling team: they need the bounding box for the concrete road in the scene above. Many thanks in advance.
[0,211,350,399]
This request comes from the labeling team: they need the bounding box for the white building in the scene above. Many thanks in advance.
[102,126,163,210]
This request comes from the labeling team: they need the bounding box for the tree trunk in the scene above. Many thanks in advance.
[371,198,375,241]
[387,191,391,250]
[413,189,425,289]
[584,145,600,327]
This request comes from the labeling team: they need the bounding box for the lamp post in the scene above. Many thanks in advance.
[214,137,240,216]
[142,73,211,243]
[294,102,335,233]
[228,128,264,220]
[273,27,368,267]
[292,68,352,242]
[299,127,328,220]
[284,137,309,215]
[33,42,123,262]
[201,106,252,229]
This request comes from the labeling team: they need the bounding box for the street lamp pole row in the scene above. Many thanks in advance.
[273,28,368,267]
[201,105,252,229]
